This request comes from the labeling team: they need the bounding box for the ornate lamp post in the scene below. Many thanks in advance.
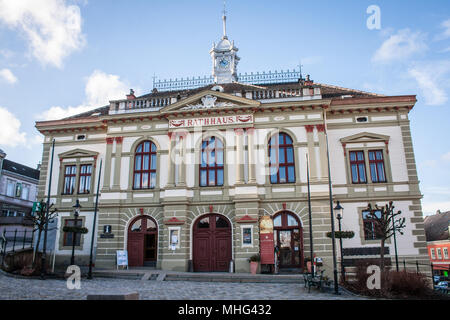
[71,200,81,265]
[334,201,345,282]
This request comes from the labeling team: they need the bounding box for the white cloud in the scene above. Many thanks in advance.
[435,19,450,41]
[422,201,450,216]
[372,29,428,63]
[0,68,18,84]
[0,0,86,68]
[407,60,450,106]
[38,70,131,121]
[442,152,450,161]
[0,107,27,147]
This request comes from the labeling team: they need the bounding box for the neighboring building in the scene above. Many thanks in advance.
[0,150,40,235]
[424,211,450,278]
[34,10,430,275]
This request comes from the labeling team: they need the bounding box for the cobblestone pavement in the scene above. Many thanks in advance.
[0,273,366,300]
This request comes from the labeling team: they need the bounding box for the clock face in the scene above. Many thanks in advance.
[219,58,229,68]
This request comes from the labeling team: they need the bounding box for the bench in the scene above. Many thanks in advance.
[304,270,332,293]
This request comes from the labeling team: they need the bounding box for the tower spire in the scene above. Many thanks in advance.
[222,0,227,39]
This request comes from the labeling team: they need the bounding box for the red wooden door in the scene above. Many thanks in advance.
[128,234,143,266]
[193,214,232,272]
[273,212,303,269]
[127,216,158,267]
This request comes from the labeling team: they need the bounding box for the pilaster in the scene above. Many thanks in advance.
[305,125,319,181]
[234,128,245,185]
[247,128,256,184]
[316,124,329,181]
[102,137,114,191]
[111,137,123,191]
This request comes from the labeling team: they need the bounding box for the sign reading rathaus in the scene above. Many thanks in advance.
[35,8,430,276]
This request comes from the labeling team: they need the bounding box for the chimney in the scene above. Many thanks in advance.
[36,161,41,171]
[126,89,136,100]
[304,75,314,86]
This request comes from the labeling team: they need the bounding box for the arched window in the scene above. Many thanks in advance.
[200,136,224,187]
[269,133,295,184]
[133,141,157,189]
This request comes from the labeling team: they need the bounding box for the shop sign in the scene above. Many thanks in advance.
[259,216,275,265]
[116,250,128,269]
[169,114,253,129]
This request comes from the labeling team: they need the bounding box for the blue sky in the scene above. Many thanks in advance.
[0,0,449,215]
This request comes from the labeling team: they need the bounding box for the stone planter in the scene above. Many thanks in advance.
[250,261,259,275]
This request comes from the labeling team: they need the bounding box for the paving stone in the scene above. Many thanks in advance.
[0,272,366,300]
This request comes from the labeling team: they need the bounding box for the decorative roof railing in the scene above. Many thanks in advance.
[238,69,302,85]
[154,76,214,92]
[153,68,302,92]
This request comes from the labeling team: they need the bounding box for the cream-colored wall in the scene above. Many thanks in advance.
[45,143,106,197]
[328,126,408,185]
[337,200,419,256]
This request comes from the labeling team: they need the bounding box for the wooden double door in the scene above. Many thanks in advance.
[127,216,158,267]
[193,214,232,272]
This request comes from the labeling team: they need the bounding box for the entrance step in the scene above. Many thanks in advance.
[164,273,305,284]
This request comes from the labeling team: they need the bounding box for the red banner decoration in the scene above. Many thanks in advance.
[259,216,274,265]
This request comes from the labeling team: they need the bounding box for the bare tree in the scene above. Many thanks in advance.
[25,200,58,268]
[365,201,406,274]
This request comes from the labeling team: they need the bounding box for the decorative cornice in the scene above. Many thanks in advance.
[115,136,123,144]
[164,217,185,225]
[235,215,258,224]
[316,124,325,132]
[305,125,315,133]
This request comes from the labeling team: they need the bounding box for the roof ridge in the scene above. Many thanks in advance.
[315,82,386,97]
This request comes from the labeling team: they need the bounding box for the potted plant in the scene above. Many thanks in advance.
[248,254,260,275]
[304,257,312,273]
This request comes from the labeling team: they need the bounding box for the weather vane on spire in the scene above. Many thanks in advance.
[222,0,227,39]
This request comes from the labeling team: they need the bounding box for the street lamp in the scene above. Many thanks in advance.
[71,199,82,265]
[334,201,345,282]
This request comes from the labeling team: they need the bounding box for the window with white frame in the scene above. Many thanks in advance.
[437,248,442,259]
[6,180,15,197]
[430,248,436,260]
[444,247,449,259]
[21,184,30,201]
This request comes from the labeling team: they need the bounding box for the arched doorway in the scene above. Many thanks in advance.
[193,214,232,272]
[273,212,303,269]
[127,216,158,267]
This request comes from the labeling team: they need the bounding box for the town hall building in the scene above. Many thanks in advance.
[35,10,430,276]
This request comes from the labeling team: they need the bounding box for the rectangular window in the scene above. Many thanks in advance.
[21,185,30,201]
[444,248,449,259]
[368,150,387,183]
[15,183,22,198]
[63,165,77,195]
[78,164,92,194]
[362,210,382,240]
[437,248,442,259]
[430,248,436,260]
[349,151,367,183]
[63,219,82,246]
[6,180,15,197]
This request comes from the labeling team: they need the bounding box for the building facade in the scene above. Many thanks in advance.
[424,211,450,279]
[0,150,40,235]
[34,13,430,275]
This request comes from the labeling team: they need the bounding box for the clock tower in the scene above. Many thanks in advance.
[210,5,240,84]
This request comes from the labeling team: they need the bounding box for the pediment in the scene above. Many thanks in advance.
[58,149,99,159]
[161,90,260,113]
[340,132,390,144]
